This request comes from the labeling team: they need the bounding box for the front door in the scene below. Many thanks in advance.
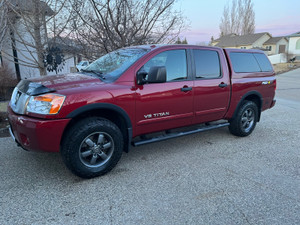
[135,49,194,135]
[279,45,286,54]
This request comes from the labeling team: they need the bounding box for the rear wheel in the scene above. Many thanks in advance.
[229,101,258,137]
[61,117,123,178]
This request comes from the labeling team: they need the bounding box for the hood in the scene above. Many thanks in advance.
[29,73,101,91]
[16,73,104,96]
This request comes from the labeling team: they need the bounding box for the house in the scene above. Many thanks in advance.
[1,0,54,80]
[211,32,290,57]
[211,32,272,50]
[262,37,288,55]
[0,0,81,80]
[46,37,83,75]
[287,31,300,59]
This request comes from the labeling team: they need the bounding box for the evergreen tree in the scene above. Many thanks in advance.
[175,37,182,44]
[182,38,188,44]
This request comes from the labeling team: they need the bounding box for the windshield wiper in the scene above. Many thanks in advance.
[81,69,106,79]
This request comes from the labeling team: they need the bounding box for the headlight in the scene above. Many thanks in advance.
[26,94,66,115]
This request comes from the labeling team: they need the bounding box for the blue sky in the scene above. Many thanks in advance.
[174,0,300,44]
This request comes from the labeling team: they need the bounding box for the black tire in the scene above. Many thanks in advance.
[61,117,123,178]
[228,101,258,137]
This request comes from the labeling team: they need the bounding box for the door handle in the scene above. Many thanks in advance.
[218,83,228,88]
[181,86,192,92]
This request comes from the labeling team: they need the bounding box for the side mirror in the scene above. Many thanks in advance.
[136,70,148,85]
[147,66,166,83]
[136,66,167,85]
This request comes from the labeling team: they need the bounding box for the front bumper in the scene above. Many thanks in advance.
[8,106,70,152]
[270,99,276,108]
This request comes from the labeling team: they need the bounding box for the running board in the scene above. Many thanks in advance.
[132,122,230,147]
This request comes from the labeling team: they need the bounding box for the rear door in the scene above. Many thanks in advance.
[192,48,231,123]
[135,48,194,135]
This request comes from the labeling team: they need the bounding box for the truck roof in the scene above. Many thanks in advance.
[123,44,224,51]
[224,48,266,54]
[123,44,265,54]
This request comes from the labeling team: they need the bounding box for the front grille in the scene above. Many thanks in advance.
[10,87,30,115]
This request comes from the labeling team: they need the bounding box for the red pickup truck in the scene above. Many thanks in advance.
[8,45,276,178]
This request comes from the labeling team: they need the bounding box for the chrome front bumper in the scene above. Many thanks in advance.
[8,126,16,142]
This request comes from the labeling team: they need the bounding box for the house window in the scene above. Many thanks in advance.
[296,39,300,50]
[266,46,272,51]
[240,47,246,49]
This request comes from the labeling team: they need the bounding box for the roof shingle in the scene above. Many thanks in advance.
[214,32,270,47]
[263,37,287,45]
[288,32,300,37]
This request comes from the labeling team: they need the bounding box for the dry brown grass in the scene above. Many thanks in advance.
[273,62,300,75]
[0,101,8,112]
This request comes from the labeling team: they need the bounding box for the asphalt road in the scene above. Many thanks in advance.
[1,69,300,225]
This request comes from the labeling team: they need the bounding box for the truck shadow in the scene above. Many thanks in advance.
[4,127,231,184]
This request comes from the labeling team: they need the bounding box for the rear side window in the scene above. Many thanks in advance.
[230,52,272,73]
[253,53,273,72]
[230,52,260,73]
[193,50,221,78]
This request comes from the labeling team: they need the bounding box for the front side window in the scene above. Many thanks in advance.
[193,49,221,79]
[143,49,187,82]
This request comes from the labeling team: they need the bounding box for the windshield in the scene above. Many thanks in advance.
[82,48,149,81]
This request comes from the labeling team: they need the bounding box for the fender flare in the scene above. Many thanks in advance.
[231,91,263,122]
[66,103,132,152]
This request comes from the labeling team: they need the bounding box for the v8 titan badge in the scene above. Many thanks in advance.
[144,112,170,119]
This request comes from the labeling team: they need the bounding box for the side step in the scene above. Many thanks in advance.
[132,122,230,147]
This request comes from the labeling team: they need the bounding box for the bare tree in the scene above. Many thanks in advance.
[2,0,186,76]
[219,0,255,36]
[241,0,255,35]
[0,0,8,51]
[3,0,77,76]
[73,0,186,58]
[219,4,230,36]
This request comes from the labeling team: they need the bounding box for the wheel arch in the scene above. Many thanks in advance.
[62,103,132,152]
[231,91,263,122]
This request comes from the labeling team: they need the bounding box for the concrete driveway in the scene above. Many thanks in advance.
[0,69,300,225]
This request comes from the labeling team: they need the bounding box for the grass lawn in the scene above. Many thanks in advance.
[0,101,8,112]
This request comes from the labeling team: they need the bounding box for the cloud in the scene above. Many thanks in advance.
[256,16,300,36]
[256,24,300,36]
[181,31,210,36]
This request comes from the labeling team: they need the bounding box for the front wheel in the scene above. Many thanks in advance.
[228,101,258,137]
[61,117,123,178]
